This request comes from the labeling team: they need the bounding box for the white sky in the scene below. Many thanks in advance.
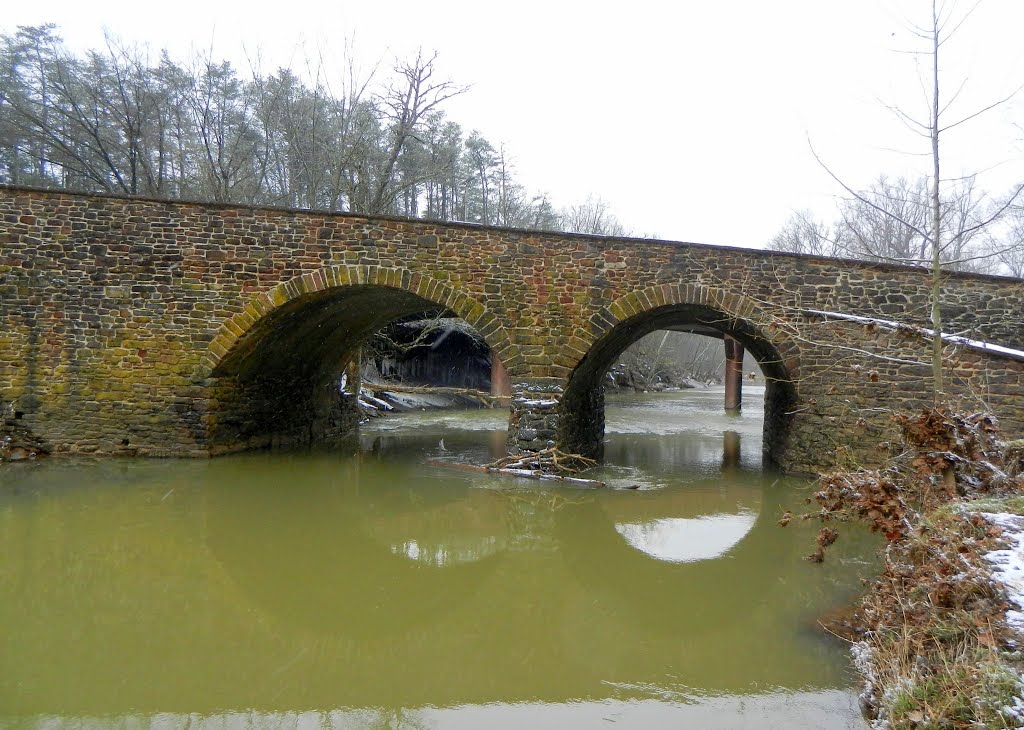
[5,0,1024,248]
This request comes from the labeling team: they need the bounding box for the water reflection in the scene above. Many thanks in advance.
[723,429,742,472]
[390,536,503,566]
[363,487,512,567]
[201,457,506,637]
[0,388,875,729]
[615,513,757,563]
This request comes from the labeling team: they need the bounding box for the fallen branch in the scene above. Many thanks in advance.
[424,458,605,488]
[486,446,598,476]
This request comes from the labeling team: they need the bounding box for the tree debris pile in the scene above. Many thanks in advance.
[892,410,1021,495]
[486,447,598,478]
[804,408,1024,729]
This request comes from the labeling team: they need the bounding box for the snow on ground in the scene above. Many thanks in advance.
[983,512,1024,632]
[971,513,1024,726]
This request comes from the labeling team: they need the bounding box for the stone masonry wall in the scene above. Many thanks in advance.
[1,186,1022,472]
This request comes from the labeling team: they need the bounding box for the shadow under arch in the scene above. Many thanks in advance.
[200,265,522,453]
[559,284,799,466]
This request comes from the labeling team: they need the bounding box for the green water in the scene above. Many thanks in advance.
[0,387,875,728]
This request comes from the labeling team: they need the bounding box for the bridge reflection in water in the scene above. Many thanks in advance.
[0,390,877,729]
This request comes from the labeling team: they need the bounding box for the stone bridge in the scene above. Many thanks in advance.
[1,186,1022,474]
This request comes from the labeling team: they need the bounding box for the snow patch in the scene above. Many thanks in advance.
[851,641,888,729]
[982,512,1024,631]
[805,309,1024,361]
[358,393,394,411]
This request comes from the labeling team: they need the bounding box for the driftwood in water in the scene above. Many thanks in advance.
[487,446,599,476]
[425,458,605,489]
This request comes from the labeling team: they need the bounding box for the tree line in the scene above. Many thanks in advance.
[4,23,1019,283]
[0,25,627,235]
[768,174,1024,278]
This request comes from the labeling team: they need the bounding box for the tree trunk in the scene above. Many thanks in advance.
[929,0,944,400]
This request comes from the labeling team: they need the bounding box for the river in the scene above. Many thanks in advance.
[0,386,875,728]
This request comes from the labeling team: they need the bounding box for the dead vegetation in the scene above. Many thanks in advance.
[425,447,605,488]
[486,447,598,477]
[799,408,1024,729]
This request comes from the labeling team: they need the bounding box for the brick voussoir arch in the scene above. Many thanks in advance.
[583,282,802,376]
[196,264,522,380]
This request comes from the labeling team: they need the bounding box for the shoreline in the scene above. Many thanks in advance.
[809,413,1024,728]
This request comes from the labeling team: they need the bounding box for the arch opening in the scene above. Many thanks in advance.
[207,281,509,455]
[559,303,797,468]
[362,314,495,395]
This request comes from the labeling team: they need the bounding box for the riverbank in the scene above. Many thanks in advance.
[809,411,1024,728]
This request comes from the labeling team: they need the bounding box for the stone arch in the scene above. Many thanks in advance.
[198,264,522,379]
[558,282,801,467]
[583,283,801,375]
[199,264,522,454]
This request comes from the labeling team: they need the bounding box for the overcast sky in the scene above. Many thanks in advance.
[5,0,1024,248]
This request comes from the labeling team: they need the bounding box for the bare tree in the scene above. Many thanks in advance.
[768,209,842,257]
[978,194,1024,278]
[186,54,266,203]
[0,26,625,235]
[560,194,629,236]
[368,49,467,214]
[814,0,1024,398]
[835,176,930,264]
[770,175,1006,274]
